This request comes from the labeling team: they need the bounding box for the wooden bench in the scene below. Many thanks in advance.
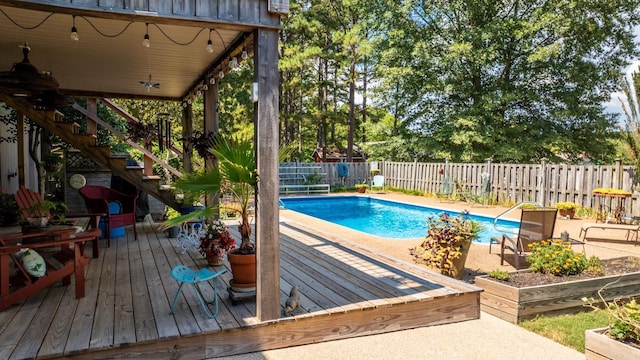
[0,228,101,311]
[279,184,330,195]
[579,223,640,245]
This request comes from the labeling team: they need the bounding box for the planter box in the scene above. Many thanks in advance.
[475,257,640,323]
[585,327,640,360]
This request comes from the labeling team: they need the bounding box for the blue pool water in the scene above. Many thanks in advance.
[280,196,519,244]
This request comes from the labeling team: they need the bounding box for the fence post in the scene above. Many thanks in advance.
[540,158,548,206]
[615,158,622,189]
[412,155,418,190]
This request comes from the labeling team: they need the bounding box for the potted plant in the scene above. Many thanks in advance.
[355,184,369,193]
[163,134,290,291]
[555,201,579,219]
[198,219,236,265]
[584,283,640,359]
[409,212,481,279]
[164,207,181,238]
[22,200,65,228]
[42,153,63,173]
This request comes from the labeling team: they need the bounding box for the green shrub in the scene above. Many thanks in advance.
[527,240,588,276]
[488,269,510,281]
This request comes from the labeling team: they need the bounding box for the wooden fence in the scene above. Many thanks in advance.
[280,159,639,215]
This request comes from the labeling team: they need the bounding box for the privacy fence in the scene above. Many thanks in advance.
[280,159,640,215]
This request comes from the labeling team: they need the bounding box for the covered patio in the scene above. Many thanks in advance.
[0,222,480,359]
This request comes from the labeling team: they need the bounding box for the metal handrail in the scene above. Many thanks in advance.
[493,201,544,233]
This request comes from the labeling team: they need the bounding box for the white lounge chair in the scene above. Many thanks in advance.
[579,223,639,245]
[371,175,385,193]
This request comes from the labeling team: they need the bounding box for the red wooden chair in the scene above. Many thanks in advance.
[79,185,138,247]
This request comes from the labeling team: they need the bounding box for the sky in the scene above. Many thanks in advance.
[603,59,640,123]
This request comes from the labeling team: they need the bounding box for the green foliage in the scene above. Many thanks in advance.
[526,240,588,276]
[488,269,510,281]
[555,202,579,211]
[354,183,369,189]
[410,213,481,277]
[304,173,325,185]
[584,282,640,345]
[585,256,604,276]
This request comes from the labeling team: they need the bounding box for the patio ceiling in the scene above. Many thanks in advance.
[0,4,251,101]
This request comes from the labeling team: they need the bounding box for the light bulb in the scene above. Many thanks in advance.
[183,102,187,108]
[203,84,209,91]
[70,28,79,41]
[70,16,79,41]
[142,24,150,47]
[241,48,248,60]
[187,98,192,104]
[230,57,238,69]
[219,70,225,79]
[206,39,214,53]
[197,89,202,96]
[209,77,216,85]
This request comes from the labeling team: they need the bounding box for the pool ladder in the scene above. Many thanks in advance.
[493,201,544,234]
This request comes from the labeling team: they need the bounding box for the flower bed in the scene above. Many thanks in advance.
[475,256,640,323]
[585,328,640,360]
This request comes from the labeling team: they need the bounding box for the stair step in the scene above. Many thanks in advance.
[143,175,162,180]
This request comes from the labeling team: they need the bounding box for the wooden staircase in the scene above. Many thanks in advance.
[0,93,181,210]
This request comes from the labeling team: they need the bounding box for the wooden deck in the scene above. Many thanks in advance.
[0,220,481,359]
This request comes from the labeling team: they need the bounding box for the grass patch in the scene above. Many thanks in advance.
[519,310,613,352]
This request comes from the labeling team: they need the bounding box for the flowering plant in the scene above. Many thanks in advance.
[198,219,236,261]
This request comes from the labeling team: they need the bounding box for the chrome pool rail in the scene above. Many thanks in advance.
[493,201,544,234]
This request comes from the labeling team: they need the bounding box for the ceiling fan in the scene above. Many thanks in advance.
[139,74,160,92]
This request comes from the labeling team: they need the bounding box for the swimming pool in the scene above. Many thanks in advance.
[280,196,519,244]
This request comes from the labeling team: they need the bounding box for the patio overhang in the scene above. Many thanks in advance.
[0,1,284,101]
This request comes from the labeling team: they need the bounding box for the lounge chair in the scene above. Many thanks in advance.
[79,185,138,247]
[494,208,558,270]
[436,177,455,202]
[579,223,639,245]
[371,175,385,193]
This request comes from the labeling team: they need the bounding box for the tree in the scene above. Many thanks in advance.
[619,67,640,171]
[370,0,640,163]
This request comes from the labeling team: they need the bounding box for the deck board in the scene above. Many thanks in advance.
[0,219,481,359]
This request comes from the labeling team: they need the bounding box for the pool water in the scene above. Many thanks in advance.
[280,196,519,244]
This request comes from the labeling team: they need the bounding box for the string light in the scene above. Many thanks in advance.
[241,47,248,60]
[218,69,225,79]
[70,15,79,41]
[203,81,209,91]
[207,29,214,53]
[230,56,238,69]
[209,77,216,85]
[142,23,150,47]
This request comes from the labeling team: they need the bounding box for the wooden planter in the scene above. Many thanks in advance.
[475,257,640,323]
[585,327,640,360]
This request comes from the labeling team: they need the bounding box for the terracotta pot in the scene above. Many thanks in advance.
[206,253,224,266]
[559,209,576,219]
[356,187,366,193]
[227,249,256,290]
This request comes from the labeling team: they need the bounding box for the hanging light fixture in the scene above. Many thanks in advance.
[70,16,79,41]
[206,29,214,53]
[142,23,150,47]
[0,43,59,95]
[241,46,249,60]
[203,81,209,91]
[230,56,238,69]
[209,77,216,85]
[218,69,225,79]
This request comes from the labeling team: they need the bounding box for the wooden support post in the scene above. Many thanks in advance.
[17,112,25,188]
[86,98,97,135]
[254,27,281,321]
[181,103,193,174]
[204,80,220,209]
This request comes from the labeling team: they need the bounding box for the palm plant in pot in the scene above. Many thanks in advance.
[163,134,261,291]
